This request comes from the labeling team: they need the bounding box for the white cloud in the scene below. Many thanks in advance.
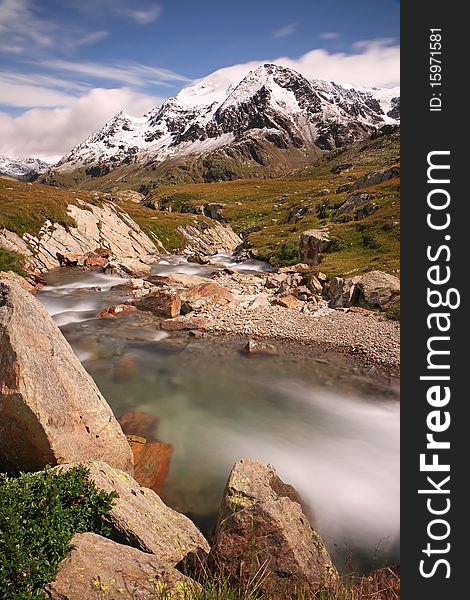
[319,32,340,40]
[272,23,297,39]
[0,88,161,162]
[120,5,161,24]
[279,39,399,88]
[35,59,190,87]
[194,38,400,90]
[0,71,90,107]
[74,30,109,48]
[0,0,111,55]
[1,39,399,162]
[0,0,55,54]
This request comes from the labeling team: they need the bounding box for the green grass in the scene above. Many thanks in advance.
[121,201,218,252]
[0,177,101,238]
[0,248,26,275]
[0,465,117,599]
[139,133,400,277]
[1,132,400,279]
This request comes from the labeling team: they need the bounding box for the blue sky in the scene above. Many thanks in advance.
[0,0,400,160]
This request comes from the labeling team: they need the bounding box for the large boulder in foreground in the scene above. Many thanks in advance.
[358,270,400,311]
[56,461,210,566]
[326,270,400,311]
[0,280,133,474]
[211,459,340,599]
[45,533,198,599]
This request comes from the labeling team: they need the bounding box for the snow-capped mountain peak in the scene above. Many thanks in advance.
[0,155,50,179]
[52,63,399,183]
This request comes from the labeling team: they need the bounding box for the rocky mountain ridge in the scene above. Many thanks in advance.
[45,63,399,188]
[0,154,50,179]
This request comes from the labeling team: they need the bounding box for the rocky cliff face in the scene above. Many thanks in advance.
[45,64,399,188]
[0,200,160,275]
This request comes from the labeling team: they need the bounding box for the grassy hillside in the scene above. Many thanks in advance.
[143,132,400,276]
[1,131,399,278]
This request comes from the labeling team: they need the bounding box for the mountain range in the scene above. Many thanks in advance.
[0,155,50,180]
[29,64,399,189]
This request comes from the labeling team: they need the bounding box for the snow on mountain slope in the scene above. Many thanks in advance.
[0,155,50,178]
[54,63,400,177]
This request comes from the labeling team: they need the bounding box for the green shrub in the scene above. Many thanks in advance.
[0,465,117,598]
[0,248,26,276]
[272,242,299,266]
[385,303,400,321]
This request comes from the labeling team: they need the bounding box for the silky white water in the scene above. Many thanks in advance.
[37,256,399,573]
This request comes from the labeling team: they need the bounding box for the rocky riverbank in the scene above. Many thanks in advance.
[117,261,400,374]
[0,276,400,598]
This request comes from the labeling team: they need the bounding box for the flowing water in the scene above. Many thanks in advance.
[37,255,400,574]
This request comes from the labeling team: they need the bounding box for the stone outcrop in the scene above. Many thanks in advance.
[359,270,400,310]
[0,270,36,293]
[349,166,400,192]
[326,276,361,309]
[179,222,241,255]
[298,229,332,265]
[0,280,133,474]
[326,270,400,311]
[134,289,182,318]
[56,461,210,565]
[211,459,339,599]
[336,192,374,218]
[45,533,198,600]
[0,200,161,276]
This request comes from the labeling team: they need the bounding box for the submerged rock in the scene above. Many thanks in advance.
[244,339,278,356]
[118,411,159,440]
[45,533,198,599]
[0,280,133,474]
[211,459,339,599]
[127,435,173,495]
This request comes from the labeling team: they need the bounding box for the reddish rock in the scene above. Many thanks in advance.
[113,354,139,382]
[84,252,108,268]
[185,282,234,305]
[145,274,172,287]
[210,460,336,599]
[97,303,137,317]
[273,294,303,309]
[118,410,159,439]
[128,435,173,494]
[134,290,181,318]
